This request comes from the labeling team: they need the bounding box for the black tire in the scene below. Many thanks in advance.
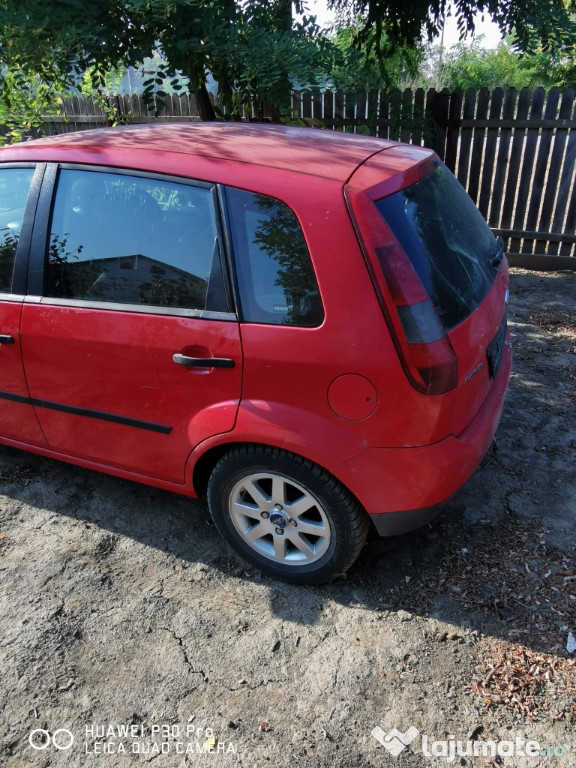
[206,445,369,584]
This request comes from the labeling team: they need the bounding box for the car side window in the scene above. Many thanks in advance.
[46,169,221,311]
[225,188,323,327]
[0,168,35,293]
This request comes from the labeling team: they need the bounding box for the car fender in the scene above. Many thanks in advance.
[187,399,367,479]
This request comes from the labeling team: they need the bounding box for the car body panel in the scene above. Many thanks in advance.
[20,303,243,483]
[0,298,47,443]
[334,333,511,520]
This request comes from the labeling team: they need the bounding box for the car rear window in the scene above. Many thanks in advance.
[375,165,500,330]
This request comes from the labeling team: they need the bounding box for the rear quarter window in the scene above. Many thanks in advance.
[375,165,500,330]
[225,188,323,327]
[0,167,34,292]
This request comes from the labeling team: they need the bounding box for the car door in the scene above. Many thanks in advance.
[0,165,47,445]
[20,166,242,485]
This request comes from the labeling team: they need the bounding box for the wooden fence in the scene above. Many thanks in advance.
[289,87,576,268]
[11,87,576,268]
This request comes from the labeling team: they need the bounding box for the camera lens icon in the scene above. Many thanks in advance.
[29,728,74,750]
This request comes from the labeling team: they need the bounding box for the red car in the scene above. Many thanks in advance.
[0,123,511,583]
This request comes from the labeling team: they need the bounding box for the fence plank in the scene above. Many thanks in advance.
[559,112,576,257]
[489,88,517,229]
[388,89,401,141]
[529,89,561,254]
[501,88,531,251]
[400,89,412,143]
[334,90,346,129]
[311,89,323,123]
[468,88,490,204]
[456,89,476,185]
[379,90,391,139]
[512,88,545,254]
[364,90,378,134]
[547,91,576,256]
[426,89,450,160]
[444,88,462,170]
[411,88,426,147]
[478,87,503,219]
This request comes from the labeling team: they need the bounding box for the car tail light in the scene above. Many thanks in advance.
[346,187,458,395]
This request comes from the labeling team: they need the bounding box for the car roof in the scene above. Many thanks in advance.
[2,123,404,182]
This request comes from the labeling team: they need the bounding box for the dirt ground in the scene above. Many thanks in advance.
[1,268,575,768]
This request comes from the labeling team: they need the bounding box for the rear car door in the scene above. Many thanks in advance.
[20,166,242,484]
[0,165,47,444]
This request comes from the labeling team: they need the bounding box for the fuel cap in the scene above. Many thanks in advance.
[327,374,378,421]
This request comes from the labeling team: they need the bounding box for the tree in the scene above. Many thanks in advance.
[1,0,575,142]
[0,0,333,136]
[406,38,564,91]
[442,40,560,90]
[331,22,423,92]
[327,0,576,56]
[0,0,155,138]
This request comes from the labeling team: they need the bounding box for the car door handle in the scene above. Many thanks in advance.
[172,354,235,369]
[0,335,14,344]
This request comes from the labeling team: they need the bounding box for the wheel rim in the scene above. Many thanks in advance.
[228,472,332,566]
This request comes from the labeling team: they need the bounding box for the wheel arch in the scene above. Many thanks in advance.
[189,399,368,500]
[192,439,352,499]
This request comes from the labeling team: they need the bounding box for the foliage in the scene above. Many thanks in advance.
[552,57,576,90]
[208,3,334,117]
[0,0,152,141]
[1,0,575,142]
[410,38,565,91]
[327,0,576,58]
[443,41,560,90]
[0,68,64,143]
[330,21,423,92]
[0,0,336,138]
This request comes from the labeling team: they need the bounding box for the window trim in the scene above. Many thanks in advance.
[24,294,236,321]
[30,163,236,317]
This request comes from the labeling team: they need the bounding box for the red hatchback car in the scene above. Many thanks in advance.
[0,123,511,583]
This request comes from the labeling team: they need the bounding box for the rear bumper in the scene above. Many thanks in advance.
[333,338,512,536]
[370,503,445,536]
